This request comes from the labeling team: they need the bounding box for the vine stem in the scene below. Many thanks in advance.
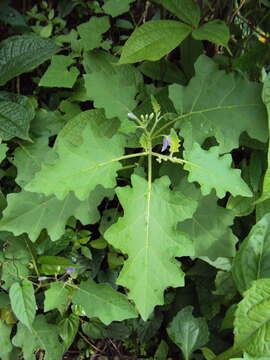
[151,152,200,168]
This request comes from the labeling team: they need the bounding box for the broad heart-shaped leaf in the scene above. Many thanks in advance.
[0,320,13,359]
[9,280,37,330]
[169,55,268,153]
[84,71,138,123]
[119,20,191,64]
[26,110,125,200]
[178,192,237,260]
[39,55,79,88]
[44,281,69,313]
[232,213,270,294]
[72,279,137,325]
[105,175,198,320]
[0,35,60,86]
[151,0,200,26]
[12,315,63,360]
[234,279,270,357]
[184,143,252,198]
[0,91,35,141]
[0,186,110,241]
[103,0,136,17]
[192,20,230,47]
[258,77,270,203]
[167,306,209,360]
[77,16,110,51]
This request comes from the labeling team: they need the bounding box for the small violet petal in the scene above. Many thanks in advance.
[161,136,171,152]
[38,276,46,281]
[65,267,76,274]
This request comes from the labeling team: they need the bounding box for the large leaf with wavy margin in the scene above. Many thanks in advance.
[169,55,267,153]
[184,143,252,198]
[232,213,270,294]
[178,192,237,260]
[26,110,125,200]
[72,279,137,325]
[234,279,270,357]
[105,175,198,320]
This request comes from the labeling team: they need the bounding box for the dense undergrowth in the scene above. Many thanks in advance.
[1,0,270,359]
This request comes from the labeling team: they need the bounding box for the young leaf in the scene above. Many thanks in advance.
[59,314,79,352]
[44,281,69,313]
[184,143,252,198]
[151,0,201,26]
[0,143,7,162]
[26,110,125,200]
[103,0,136,17]
[9,280,37,330]
[178,192,237,259]
[39,55,79,88]
[119,20,191,64]
[167,306,209,360]
[234,279,270,357]
[0,92,35,141]
[77,16,110,51]
[0,35,60,85]
[0,320,13,359]
[192,20,230,48]
[232,213,270,294]
[105,175,198,320]
[169,55,267,153]
[72,279,137,325]
[12,315,63,360]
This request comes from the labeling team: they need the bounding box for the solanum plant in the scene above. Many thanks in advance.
[1,0,270,359]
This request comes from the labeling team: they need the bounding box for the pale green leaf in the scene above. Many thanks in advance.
[77,16,110,51]
[9,280,37,330]
[119,20,191,64]
[13,136,54,188]
[105,175,197,320]
[0,35,60,85]
[169,55,267,153]
[232,214,270,294]
[184,143,252,198]
[72,279,137,325]
[0,92,35,141]
[39,55,79,88]
[167,306,209,360]
[151,0,200,26]
[84,71,137,122]
[26,110,125,200]
[257,77,270,203]
[178,192,237,259]
[234,279,270,357]
[192,20,230,47]
[44,281,69,313]
[0,186,109,241]
[0,320,13,358]
[12,315,63,360]
[103,0,136,17]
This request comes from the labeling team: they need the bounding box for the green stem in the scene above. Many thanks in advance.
[151,152,199,168]
[213,346,241,360]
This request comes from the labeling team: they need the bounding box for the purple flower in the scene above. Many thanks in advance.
[65,267,76,274]
[38,276,47,281]
[161,136,171,152]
